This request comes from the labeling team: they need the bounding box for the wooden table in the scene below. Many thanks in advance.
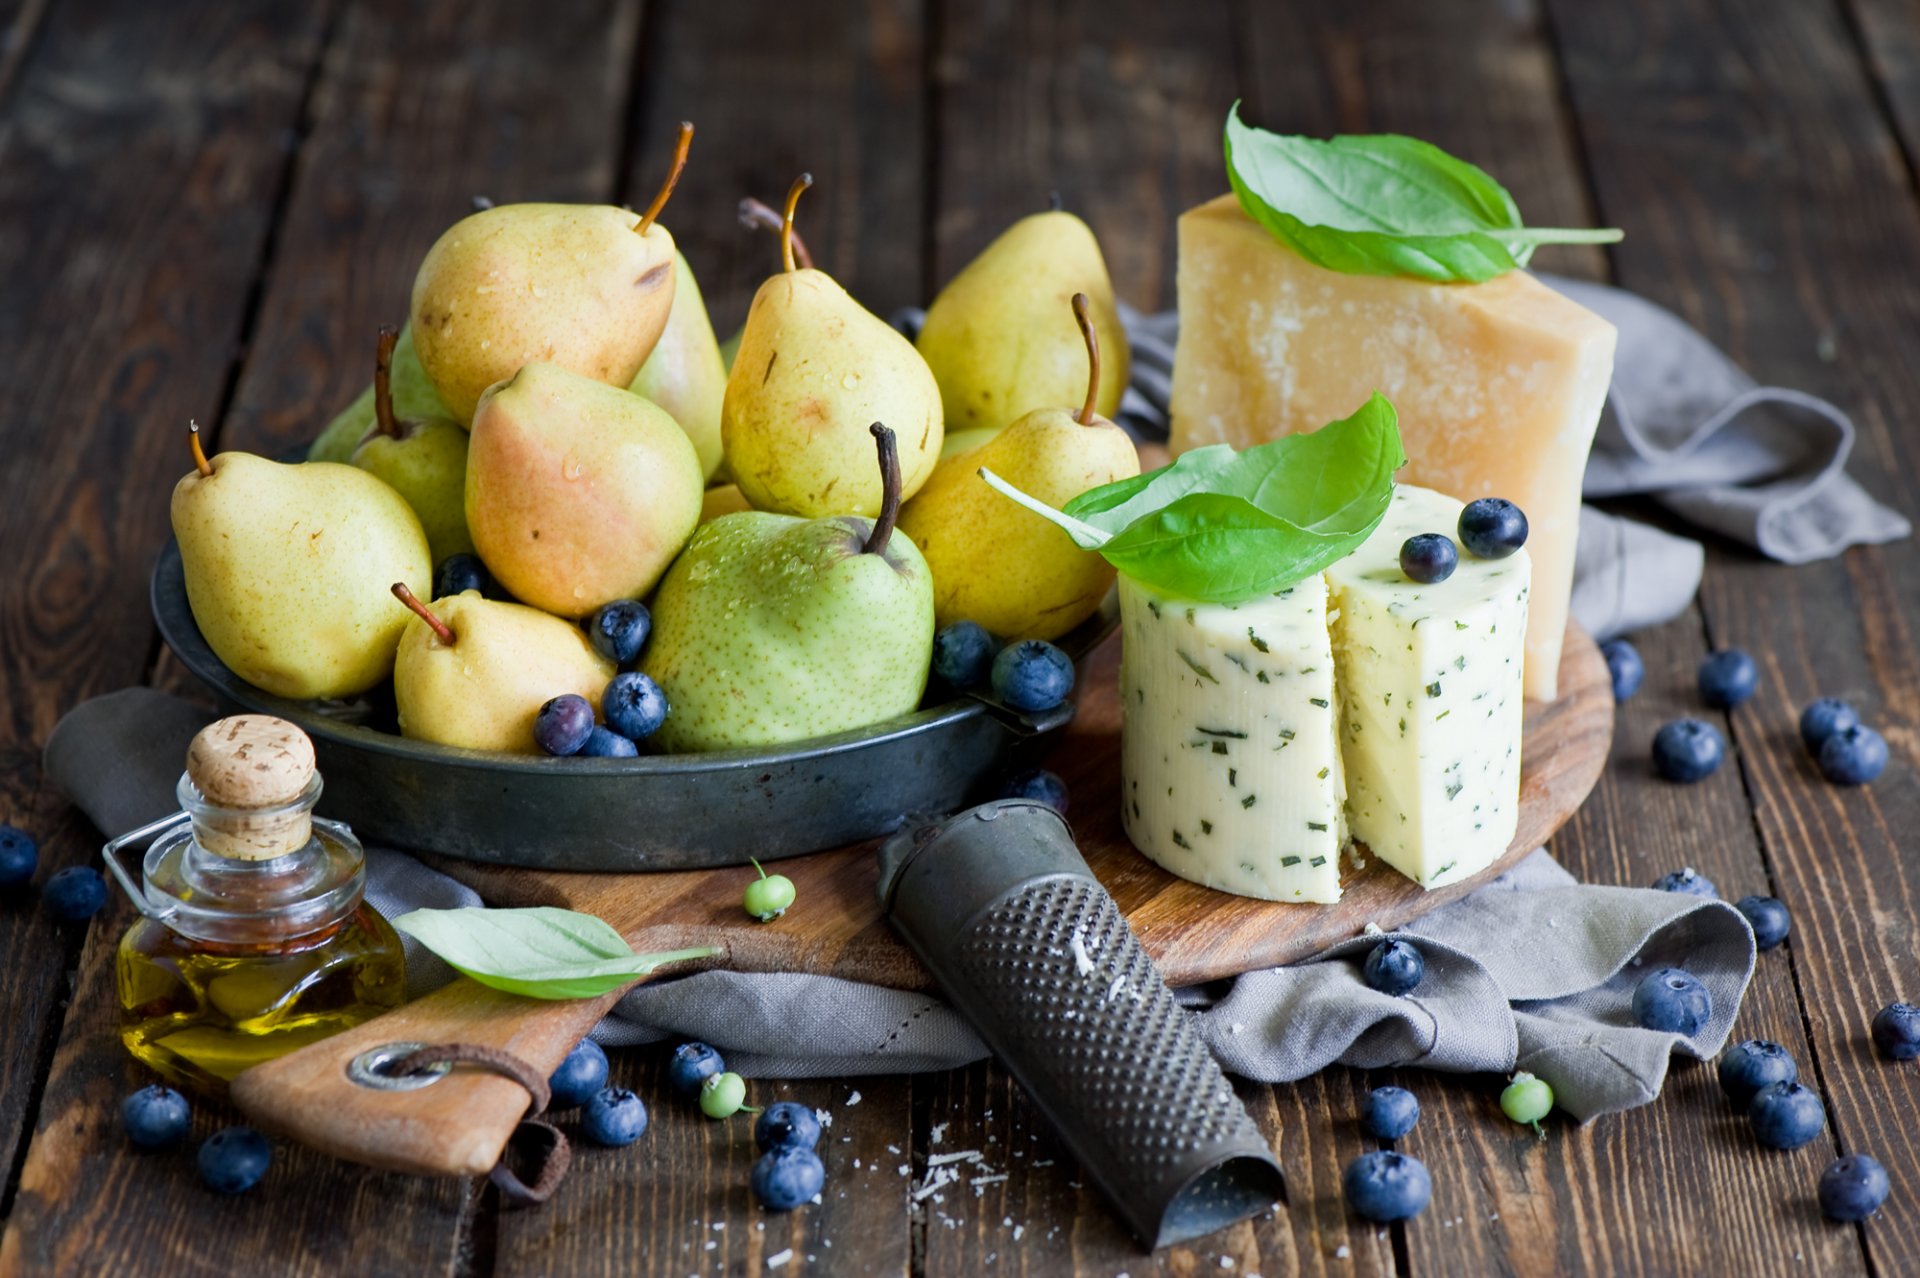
[2,1,1917,1273]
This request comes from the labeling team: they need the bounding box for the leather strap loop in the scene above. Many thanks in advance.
[388,1042,569,1208]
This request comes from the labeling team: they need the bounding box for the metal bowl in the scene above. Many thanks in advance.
[151,540,1112,871]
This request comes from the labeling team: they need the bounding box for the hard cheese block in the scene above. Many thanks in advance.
[1168,194,1615,701]
[1325,485,1530,888]
[1118,573,1347,902]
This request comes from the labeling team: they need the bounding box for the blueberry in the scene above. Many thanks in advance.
[1650,867,1719,899]
[1632,967,1712,1036]
[534,694,595,756]
[1748,1080,1826,1150]
[1717,1039,1798,1107]
[997,768,1069,815]
[990,640,1075,713]
[1652,718,1725,783]
[1697,649,1757,709]
[547,1039,610,1110]
[1457,498,1528,559]
[932,621,997,689]
[1871,1002,1920,1061]
[1798,697,1860,752]
[1817,724,1888,786]
[604,672,669,741]
[198,1126,272,1195]
[752,1145,826,1211]
[1398,533,1458,584]
[1819,1154,1891,1221]
[588,600,652,667]
[432,553,494,600]
[582,1087,648,1147]
[0,824,38,887]
[1601,638,1645,702]
[1360,1086,1420,1140]
[1363,939,1425,998]
[1735,895,1791,951]
[120,1085,191,1150]
[578,725,639,758]
[755,1101,823,1153]
[42,866,106,922]
[1341,1150,1431,1222]
[669,1042,725,1097]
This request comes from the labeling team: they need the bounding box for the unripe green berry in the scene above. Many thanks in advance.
[1500,1072,1553,1131]
[700,1071,749,1119]
[744,859,796,922]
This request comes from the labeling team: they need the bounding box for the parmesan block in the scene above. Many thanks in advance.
[1325,485,1530,889]
[1168,194,1614,700]
[1118,573,1346,903]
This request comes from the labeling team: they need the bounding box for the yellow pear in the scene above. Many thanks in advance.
[349,327,473,563]
[629,250,726,480]
[916,209,1129,435]
[699,483,754,525]
[409,124,694,422]
[389,586,613,753]
[172,424,431,700]
[899,295,1139,640]
[466,363,703,617]
[722,175,942,517]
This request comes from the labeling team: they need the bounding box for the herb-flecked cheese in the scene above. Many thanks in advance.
[1118,572,1347,903]
[1324,484,1530,888]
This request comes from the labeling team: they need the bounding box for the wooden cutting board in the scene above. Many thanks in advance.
[231,621,1611,1177]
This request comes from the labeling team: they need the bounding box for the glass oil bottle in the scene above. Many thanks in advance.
[104,715,407,1093]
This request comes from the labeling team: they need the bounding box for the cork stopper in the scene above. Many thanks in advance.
[185,716,318,861]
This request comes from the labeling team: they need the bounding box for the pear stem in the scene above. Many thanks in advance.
[1072,292,1100,426]
[391,582,456,646]
[863,423,902,557]
[188,420,212,477]
[371,325,401,440]
[781,174,813,275]
[636,121,694,236]
[737,197,813,270]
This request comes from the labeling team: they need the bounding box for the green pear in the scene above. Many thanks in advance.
[466,363,703,617]
[721,176,942,518]
[389,586,613,753]
[718,326,742,374]
[349,327,472,563]
[939,426,997,461]
[410,124,694,422]
[916,209,1129,435]
[900,294,1140,641]
[309,323,451,463]
[644,425,934,751]
[172,424,431,700]
[629,251,726,480]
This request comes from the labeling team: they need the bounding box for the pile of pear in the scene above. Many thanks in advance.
[171,135,1141,757]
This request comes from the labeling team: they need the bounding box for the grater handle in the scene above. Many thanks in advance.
[878,801,1283,1250]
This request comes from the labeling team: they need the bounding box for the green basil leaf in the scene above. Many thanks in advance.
[1223,102,1621,283]
[1098,493,1362,601]
[392,906,721,1001]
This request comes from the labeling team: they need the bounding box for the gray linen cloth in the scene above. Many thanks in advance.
[47,275,1900,1121]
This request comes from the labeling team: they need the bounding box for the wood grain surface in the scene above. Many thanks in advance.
[2,1,1918,1275]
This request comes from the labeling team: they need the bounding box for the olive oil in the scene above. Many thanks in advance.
[107,716,407,1094]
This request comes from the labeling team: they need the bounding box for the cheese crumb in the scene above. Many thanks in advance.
[767,1250,793,1269]
[1069,928,1095,976]
[846,1090,862,1107]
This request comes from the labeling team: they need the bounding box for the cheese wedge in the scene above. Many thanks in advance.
[1325,485,1530,888]
[1169,194,1614,700]
[1118,573,1346,903]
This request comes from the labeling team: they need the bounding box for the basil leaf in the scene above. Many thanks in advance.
[1098,493,1362,601]
[392,906,722,1001]
[1224,102,1621,283]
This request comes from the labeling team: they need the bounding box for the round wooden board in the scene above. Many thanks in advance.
[433,620,1614,990]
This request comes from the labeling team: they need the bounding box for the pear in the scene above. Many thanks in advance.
[466,363,703,617]
[389,585,613,753]
[916,208,1129,436]
[309,323,451,463]
[628,251,726,480]
[698,483,753,525]
[172,423,431,700]
[644,425,934,751]
[722,175,942,518]
[349,326,472,562]
[409,123,695,422]
[900,294,1140,641]
[939,427,997,461]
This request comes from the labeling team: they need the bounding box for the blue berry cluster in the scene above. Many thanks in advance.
[0,822,107,924]
[1797,696,1888,785]
[930,622,1076,715]
[529,598,671,757]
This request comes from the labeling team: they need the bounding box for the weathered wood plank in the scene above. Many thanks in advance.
[0,0,50,103]
[1549,2,1920,1271]
[1845,0,1920,186]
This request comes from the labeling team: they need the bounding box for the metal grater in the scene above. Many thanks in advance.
[877,799,1284,1249]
